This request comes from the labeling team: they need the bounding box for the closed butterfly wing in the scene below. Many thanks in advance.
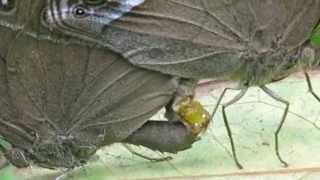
[0,0,41,152]
[42,0,320,81]
[103,0,320,78]
[7,36,176,140]
[0,0,178,168]
[43,0,320,79]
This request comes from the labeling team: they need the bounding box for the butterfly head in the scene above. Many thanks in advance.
[42,0,144,35]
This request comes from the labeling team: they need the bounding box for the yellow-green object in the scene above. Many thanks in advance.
[177,98,211,133]
[311,24,320,47]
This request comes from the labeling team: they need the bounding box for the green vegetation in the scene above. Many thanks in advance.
[0,166,16,180]
[311,24,320,46]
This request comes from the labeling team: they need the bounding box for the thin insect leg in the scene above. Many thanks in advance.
[123,144,173,162]
[260,86,289,167]
[211,87,241,119]
[55,168,74,180]
[304,71,320,102]
[221,88,248,169]
[164,98,181,122]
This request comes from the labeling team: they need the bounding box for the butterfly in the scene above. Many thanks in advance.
[42,0,320,81]
[42,0,320,169]
[0,0,209,171]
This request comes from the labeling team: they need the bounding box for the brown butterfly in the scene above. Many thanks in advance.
[0,0,207,173]
[42,0,320,168]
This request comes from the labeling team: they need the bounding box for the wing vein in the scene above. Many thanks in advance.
[124,10,236,41]
[79,92,172,130]
[279,1,312,46]
[200,0,247,42]
[67,68,135,133]
[129,50,238,65]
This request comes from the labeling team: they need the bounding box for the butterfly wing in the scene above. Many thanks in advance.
[0,0,43,152]
[5,34,177,145]
[0,0,177,157]
[101,0,320,78]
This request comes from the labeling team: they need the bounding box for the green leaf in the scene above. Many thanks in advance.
[311,24,320,47]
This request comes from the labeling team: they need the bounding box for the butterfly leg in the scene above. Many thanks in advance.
[260,86,289,167]
[164,98,181,122]
[165,78,197,122]
[55,168,74,180]
[211,87,236,118]
[122,144,173,162]
[304,71,320,102]
[221,88,248,169]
